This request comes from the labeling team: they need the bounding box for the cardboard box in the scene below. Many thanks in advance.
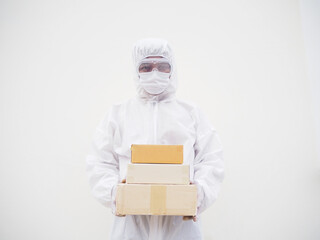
[131,144,183,164]
[126,163,190,185]
[116,184,197,216]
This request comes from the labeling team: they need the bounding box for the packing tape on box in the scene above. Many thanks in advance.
[150,185,167,215]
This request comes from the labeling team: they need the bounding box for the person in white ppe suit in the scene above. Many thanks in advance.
[86,38,224,240]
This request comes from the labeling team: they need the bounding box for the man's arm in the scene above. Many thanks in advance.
[192,107,225,215]
[86,109,120,214]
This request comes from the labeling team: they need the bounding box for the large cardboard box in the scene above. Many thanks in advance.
[116,184,197,216]
[126,163,190,185]
[131,144,183,164]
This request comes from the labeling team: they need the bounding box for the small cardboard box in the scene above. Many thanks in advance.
[126,163,190,185]
[116,184,197,216]
[131,144,183,164]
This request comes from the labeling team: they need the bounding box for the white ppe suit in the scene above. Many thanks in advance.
[86,38,224,240]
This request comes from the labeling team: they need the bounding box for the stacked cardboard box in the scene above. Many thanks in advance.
[116,144,197,216]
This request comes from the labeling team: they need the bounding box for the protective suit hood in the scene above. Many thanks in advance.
[132,38,178,102]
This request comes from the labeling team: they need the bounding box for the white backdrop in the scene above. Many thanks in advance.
[0,0,319,239]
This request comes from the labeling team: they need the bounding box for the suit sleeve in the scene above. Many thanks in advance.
[192,107,225,215]
[86,108,120,214]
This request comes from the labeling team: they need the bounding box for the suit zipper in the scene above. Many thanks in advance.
[153,101,158,144]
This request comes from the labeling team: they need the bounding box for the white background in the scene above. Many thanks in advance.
[0,0,319,239]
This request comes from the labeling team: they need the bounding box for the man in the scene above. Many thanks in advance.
[86,38,224,240]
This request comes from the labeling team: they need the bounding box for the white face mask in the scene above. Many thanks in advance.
[139,71,170,95]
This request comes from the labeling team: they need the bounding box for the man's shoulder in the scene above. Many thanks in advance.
[110,98,134,110]
[98,98,131,120]
[175,98,211,122]
[175,98,199,112]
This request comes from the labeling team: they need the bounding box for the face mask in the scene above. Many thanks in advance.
[139,71,170,95]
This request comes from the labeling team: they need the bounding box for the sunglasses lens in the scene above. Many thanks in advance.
[139,63,153,72]
[157,63,171,73]
[138,62,171,73]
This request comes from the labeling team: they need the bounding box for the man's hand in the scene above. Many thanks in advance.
[116,213,126,217]
[115,179,127,217]
[183,216,197,222]
[182,181,197,222]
